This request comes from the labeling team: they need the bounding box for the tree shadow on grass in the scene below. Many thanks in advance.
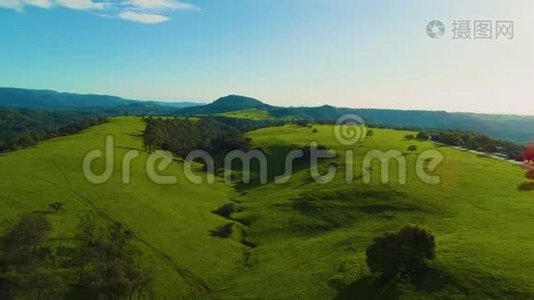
[409,267,468,294]
[209,223,234,238]
[334,275,400,300]
[31,210,53,215]
[116,145,142,152]
[127,130,144,139]
[334,268,467,300]
[276,187,424,233]
[518,182,534,191]
[227,144,337,192]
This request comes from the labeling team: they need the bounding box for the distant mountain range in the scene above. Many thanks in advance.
[176,95,534,144]
[0,87,204,110]
[1,88,533,144]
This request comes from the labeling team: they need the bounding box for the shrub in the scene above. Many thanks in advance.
[213,203,239,219]
[407,145,417,153]
[49,202,65,213]
[210,223,234,238]
[366,224,435,277]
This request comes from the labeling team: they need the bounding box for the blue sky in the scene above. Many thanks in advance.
[0,0,533,114]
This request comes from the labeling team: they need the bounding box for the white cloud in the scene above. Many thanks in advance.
[0,0,52,11]
[0,0,198,24]
[118,11,168,24]
[128,0,197,11]
[25,0,52,8]
[0,0,103,10]
[55,0,105,10]
[0,0,24,11]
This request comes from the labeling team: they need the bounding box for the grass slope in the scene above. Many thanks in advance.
[1,119,534,299]
[223,124,534,299]
[213,108,271,120]
[0,117,243,298]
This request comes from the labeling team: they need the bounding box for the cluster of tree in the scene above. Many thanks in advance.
[143,116,282,157]
[0,108,107,152]
[0,213,151,299]
[416,130,523,160]
[406,145,418,153]
[366,224,436,278]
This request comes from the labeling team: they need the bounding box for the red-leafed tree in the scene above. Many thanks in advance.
[522,143,534,163]
[523,143,534,180]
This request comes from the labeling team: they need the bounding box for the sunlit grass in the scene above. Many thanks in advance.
[0,118,533,298]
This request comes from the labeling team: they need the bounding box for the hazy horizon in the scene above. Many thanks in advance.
[5,85,534,117]
[1,0,532,115]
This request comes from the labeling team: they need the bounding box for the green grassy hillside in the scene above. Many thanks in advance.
[1,118,533,299]
[0,117,243,298]
[225,124,534,299]
[214,108,271,120]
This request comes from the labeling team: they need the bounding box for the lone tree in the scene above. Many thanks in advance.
[523,144,534,180]
[366,224,436,278]
[523,143,534,164]
[407,145,418,153]
[75,219,152,299]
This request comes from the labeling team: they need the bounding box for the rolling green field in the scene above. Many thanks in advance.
[230,125,534,298]
[0,117,243,298]
[213,108,271,120]
[1,117,533,299]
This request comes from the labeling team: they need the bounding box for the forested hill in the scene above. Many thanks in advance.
[0,108,107,152]
[0,87,203,110]
[338,109,534,144]
[176,95,534,144]
[1,89,533,144]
